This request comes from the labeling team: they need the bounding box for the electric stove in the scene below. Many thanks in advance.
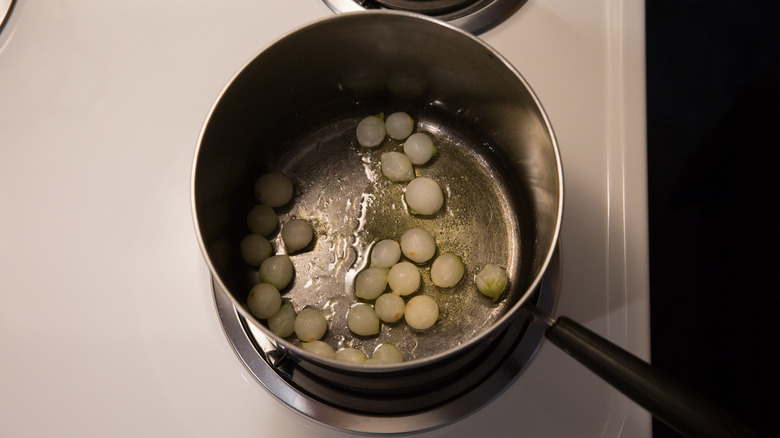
[0,1,649,436]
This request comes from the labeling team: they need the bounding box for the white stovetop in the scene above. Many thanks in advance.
[0,1,649,436]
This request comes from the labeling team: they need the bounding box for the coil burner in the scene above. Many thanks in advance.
[214,246,560,434]
[322,0,527,34]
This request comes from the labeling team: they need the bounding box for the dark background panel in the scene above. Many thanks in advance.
[646,1,780,437]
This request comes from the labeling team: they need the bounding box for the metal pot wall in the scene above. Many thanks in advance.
[192,9,562,391]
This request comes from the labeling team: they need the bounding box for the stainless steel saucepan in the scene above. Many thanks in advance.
[192,11,755,437]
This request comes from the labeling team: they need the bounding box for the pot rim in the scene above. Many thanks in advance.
[190,9,564,372]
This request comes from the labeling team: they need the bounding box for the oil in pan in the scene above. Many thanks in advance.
[249,107,522,363]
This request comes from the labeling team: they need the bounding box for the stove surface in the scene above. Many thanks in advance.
[0,1,648,437]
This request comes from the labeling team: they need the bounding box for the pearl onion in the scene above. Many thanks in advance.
[356,114,386,147]
[403,132,436,165]
[400,228,436,264]
[301,341,336,359]
[430,253,465,288]
[239,234,272,266]
[347,304,380,336]
[375,293,405,323]
[405,177,444,216]
[294,308,328,342]
[336,348,368,364]
[254,172,293,208]
[385,112,414,140]
[268,301,296,337]
[370,239,401,268]
[355,267,388,300]
[246,204,278,236]
[371,343,404,364]
[281,218,314,253]
[246,283,282,319]
[475,264,509,301]
[381,151,415,182]
[404,295,439,330]
[387,261,420,296]
[258,254,294,290]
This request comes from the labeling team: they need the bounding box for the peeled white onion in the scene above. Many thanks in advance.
[400,228,436,264]
[355,267,388,300]
[254,172,293,208]
[258,254,294,290]
[347,304,380,336]
[294,307,328,342]
[403,132,436,165]
[301,341,336,359]
[385,112,414,140]
[281,218,314,253]
[475,264,509,301]
[370,239,401,268]
[374,293,405,323]
[404,295,439,330]
[404,177,444,216]
[246,204,278,236]
[239,234,272,266]
[246,283,282,319]
[356,114,386,147]
[336,347,368,364]
[381,151,415,182]
[387,261,420,296]
[268,301,296,337]
[371,343,404,364]
[430,253,465,288]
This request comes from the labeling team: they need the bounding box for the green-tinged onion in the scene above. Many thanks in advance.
[258,254,294,290]
[301,341,336,359]
[239,234,272,266]
[387,261,420,296]
[246,204,278,236]
[294,307,328,342]
[246,283,281,319]
[281,218,314,253]
[335,347,368,364]
[371,343,404,364]
[347,304,380,336]
[268,301,296,337]
[475,264,508,301]
[254,172,293,208]
[355,267,388,300]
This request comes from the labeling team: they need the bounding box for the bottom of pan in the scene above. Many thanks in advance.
[213,245,560,434]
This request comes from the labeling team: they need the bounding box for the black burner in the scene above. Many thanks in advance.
[323,0,526,34]
[370,0,482,16]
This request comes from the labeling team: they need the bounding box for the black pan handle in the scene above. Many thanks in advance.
[545,316,758,438]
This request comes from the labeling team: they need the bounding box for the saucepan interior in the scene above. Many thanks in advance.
[192,11,562,374]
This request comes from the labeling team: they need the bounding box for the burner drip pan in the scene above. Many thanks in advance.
[371,0,481,15]
[322,0,527,34]
[214,247,560,434]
